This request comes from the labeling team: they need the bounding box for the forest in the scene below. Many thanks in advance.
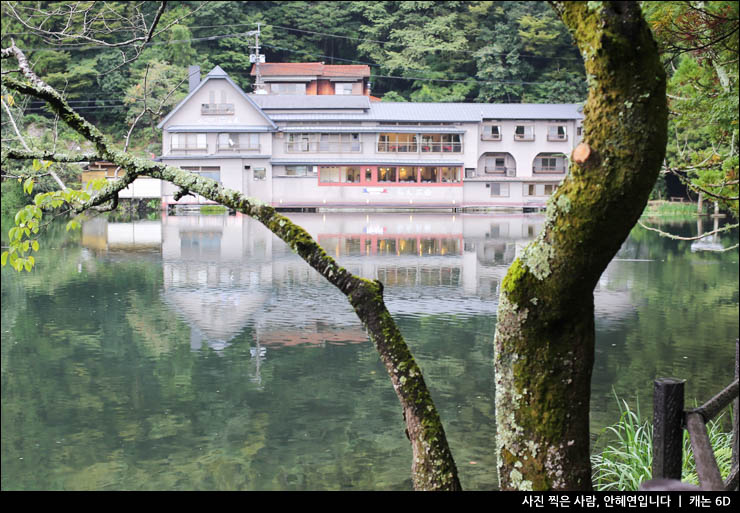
[1,1,736,213]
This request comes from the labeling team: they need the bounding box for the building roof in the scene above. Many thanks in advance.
[251,94,371,110]
[157,66,277,130]
[250,62,371,78]
[264,102,583,123]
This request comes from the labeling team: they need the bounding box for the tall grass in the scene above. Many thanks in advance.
[642,200,702,218]
[591,395,735,490]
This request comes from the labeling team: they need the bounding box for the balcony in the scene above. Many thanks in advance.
[217,144,261,153]
[201,103,235,115]
[484,167,516,177]
[533,164,567,174]
[170,147,208,155]
[546,133,568,142]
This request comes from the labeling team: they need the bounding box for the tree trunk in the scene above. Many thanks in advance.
[494,2,668,490]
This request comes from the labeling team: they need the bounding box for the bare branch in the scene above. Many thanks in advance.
[638,220,739,242]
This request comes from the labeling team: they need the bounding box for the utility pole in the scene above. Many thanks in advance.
[249,23,266,93]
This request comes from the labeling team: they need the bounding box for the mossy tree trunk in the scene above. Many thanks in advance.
[493,2,668,490]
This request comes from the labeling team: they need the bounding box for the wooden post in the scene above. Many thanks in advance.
[653,378,685,480]
[733,339,739,473]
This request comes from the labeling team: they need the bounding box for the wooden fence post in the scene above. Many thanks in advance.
[653,378,685,480]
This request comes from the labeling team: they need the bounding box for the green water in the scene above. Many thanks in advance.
[1,212,737,490]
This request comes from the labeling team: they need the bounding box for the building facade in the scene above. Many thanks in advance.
[155,64,583,210]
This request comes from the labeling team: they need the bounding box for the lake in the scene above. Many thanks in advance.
[1,211,737,490]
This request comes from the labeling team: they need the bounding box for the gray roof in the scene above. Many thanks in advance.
[264,102,583,123]
[157,66,277,130]
[251,95,371,110]
[166,125,275,133]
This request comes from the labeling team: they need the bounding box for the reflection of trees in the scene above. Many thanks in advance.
[590,220,739,433]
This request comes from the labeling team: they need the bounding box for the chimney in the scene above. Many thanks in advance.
[188,65,201,92]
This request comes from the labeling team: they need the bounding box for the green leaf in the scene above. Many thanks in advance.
[32,240,39,252]
[1,251,7,267]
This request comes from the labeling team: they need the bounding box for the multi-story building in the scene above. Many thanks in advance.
[155,63,583,210]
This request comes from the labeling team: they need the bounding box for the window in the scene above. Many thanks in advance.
[490,183,510,197]
[419,133,462,153]
[439,167,460,183]
[482,124,502,141]
[334,83,354,95]
[202,90,234,114]
[398,167,417,183]
[420,167,438,183]
[484,156,507,174]
[182,166,221,183]
[253,167,266,180]
[218,133,260,152]
[377,133,417,152]
[577,126,583,136]
[534,153,567,174]
[378,167,397,182]
[287,133,361,152]
[524,183,557,197]
[319,166,361,183]
[271,83,306,94]
[514,125,535,141]
[547,125,567,141]
[171,133,207,153]
[285,166,311,176]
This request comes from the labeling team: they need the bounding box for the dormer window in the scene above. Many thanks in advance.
[202,89,234,115]
[335,83,354,95]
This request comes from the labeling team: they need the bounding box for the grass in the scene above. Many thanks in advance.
[642,200,703,218]
[591,394,735,491]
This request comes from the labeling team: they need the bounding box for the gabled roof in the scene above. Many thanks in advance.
[157,66,277,130]
[250,62,371,78]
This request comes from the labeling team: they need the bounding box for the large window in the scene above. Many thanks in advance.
[419,134,462,152]
[319,166,362,183]
[377,134,417,153]
[217,133,260,152]
[533,153,567,174]
[318,166,461,186]
[171,133,207,154]
[287,133,361,153]
[182,166,221,183]
[202,89,234,115]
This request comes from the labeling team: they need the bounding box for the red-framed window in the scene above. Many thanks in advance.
[318,165,462,186]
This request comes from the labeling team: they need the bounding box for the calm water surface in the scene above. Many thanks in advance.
[1,212,737,490]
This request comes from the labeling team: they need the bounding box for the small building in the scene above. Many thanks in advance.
[156,64,583,210]
[82,160,162,200]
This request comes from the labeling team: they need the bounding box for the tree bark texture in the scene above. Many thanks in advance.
[1,45,461,491]
[494,2,668,490]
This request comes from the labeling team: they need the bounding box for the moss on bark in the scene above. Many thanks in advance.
[495,1,668,490]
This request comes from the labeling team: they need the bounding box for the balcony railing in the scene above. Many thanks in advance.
[201,103,235,115]
[484,166,516,177]
[377,142,463,153]
[514,133,535,141]
[533,165,567,174]
[217,145,261,153]
[547,133,568,142]
[170,147,208,155]
[286,142,362,153]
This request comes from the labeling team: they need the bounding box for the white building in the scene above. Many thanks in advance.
[155,64,583,210]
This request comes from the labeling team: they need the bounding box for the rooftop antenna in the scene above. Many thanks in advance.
[249,23,266,93]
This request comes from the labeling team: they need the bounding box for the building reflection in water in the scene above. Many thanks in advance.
[86,212,634,381]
